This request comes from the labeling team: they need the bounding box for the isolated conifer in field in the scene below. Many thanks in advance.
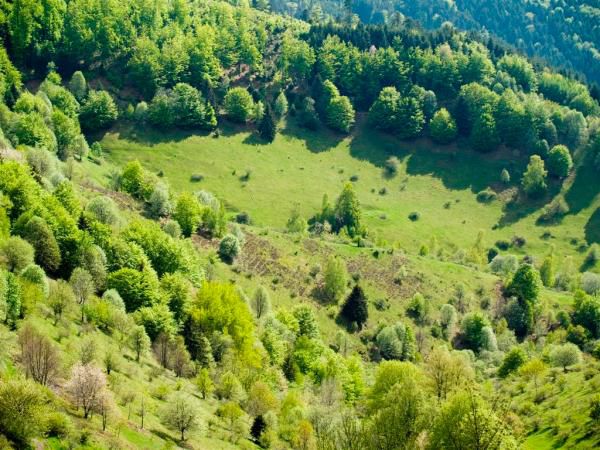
[258,106,276,143]
[340,285,368,330]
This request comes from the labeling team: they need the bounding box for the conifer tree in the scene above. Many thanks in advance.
[340,285,368,330]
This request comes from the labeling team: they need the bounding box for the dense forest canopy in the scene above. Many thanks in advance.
[0,0,599,449]
[269,0,600,91]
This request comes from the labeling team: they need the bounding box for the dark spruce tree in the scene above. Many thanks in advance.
[258,106,276,143]
[340,285,368,330]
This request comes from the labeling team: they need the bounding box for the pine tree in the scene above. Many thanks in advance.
[258,106,276,143]
[340,285,368,330]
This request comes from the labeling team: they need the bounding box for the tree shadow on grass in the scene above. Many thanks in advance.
[349,123,525,195]
[111,123,209,146]
[279,120,345,153]
[150,428,181,446]
[497,181,562,228]
[585,207,600,245]
[564,152,600,215]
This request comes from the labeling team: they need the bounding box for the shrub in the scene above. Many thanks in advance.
[430,108,457,144]
[538,197,569,223]
[546,145,573,178]
[384,156,400,177]
[408,211,420,221]
[190,173,204,182]
[224,87,254,123]
[219,234,241,263]
[495,240,510,251]
[79,90,118,132]
[476,188,497,203]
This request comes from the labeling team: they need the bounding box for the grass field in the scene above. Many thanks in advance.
[92,118,600,269]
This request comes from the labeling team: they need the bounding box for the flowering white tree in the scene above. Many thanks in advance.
[66,363,106,418]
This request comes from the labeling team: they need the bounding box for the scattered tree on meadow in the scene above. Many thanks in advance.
[224,87,255,123]
[18,323,61,386]
[66,363,107,419]
[323,256,348,303]
[340,285,368,330]
[522,155,547,197]
[550,343,582,372]
[161,393,199,441]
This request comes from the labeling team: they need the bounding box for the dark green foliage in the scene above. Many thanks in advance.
[79,90,118,132]
[219,234,241,263]
[460,312,490,352]
[340,285,368,330]
[506,264,541,303]
[21,216,61,274]
[258,106,276,143]
[498,347,526,377]
[368,86,424,138]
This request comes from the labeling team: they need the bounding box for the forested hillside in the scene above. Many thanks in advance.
[269,0,600,90]
[0,0,599,449]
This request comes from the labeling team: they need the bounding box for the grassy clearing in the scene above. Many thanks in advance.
[92,119,600,269]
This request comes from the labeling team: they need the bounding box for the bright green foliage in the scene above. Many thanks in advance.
[274,92,288,118]
[340,284,368,330]
[173,192,202,237]
[506,264,541,303]
[86,196,120,226]
[573,292,600,338]
[129,324,151,361]
[160,272,192,325]
[369,360,420,406]
[79,90,118,132]
[498,347,527,377]
[21,264,48,298]
[120,160,153,200]
[21,216,61,274]
[185,281,255,355]
[0,378,51,446]
[107,267,161,312]
[1,236,34,272]
[550,343,582,372]
[470,105,499,152]
[377,322,416,361]
[292,304,319,338]
[368,86,424,138]
[323,256,348,303]
[52,110,80,160]
[251,285,271,320]
[429,390,516,449]
[134,303,177,341]
[521,155,547,197]
[12,112,57,152]
[430,108,457,144]
[286,208,307,234]
[280,34,315,83]
[547,145,573,178]
[325,93,355,133]
[5,271,21,327]
[40,78,80,119]
[224,87,255,123]
[148,84,216,130]
[497,54,538,92]
[333,182,363,237]
[79,244,107,291]
[460,312,491,352]
[495,89,530,148]
[539,253,555,287]
[68,71,87,101]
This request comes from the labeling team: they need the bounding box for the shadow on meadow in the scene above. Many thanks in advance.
[564,152,600,215]
[585,207,600,245]
[279,120,345,153]
[348,123,525,195]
